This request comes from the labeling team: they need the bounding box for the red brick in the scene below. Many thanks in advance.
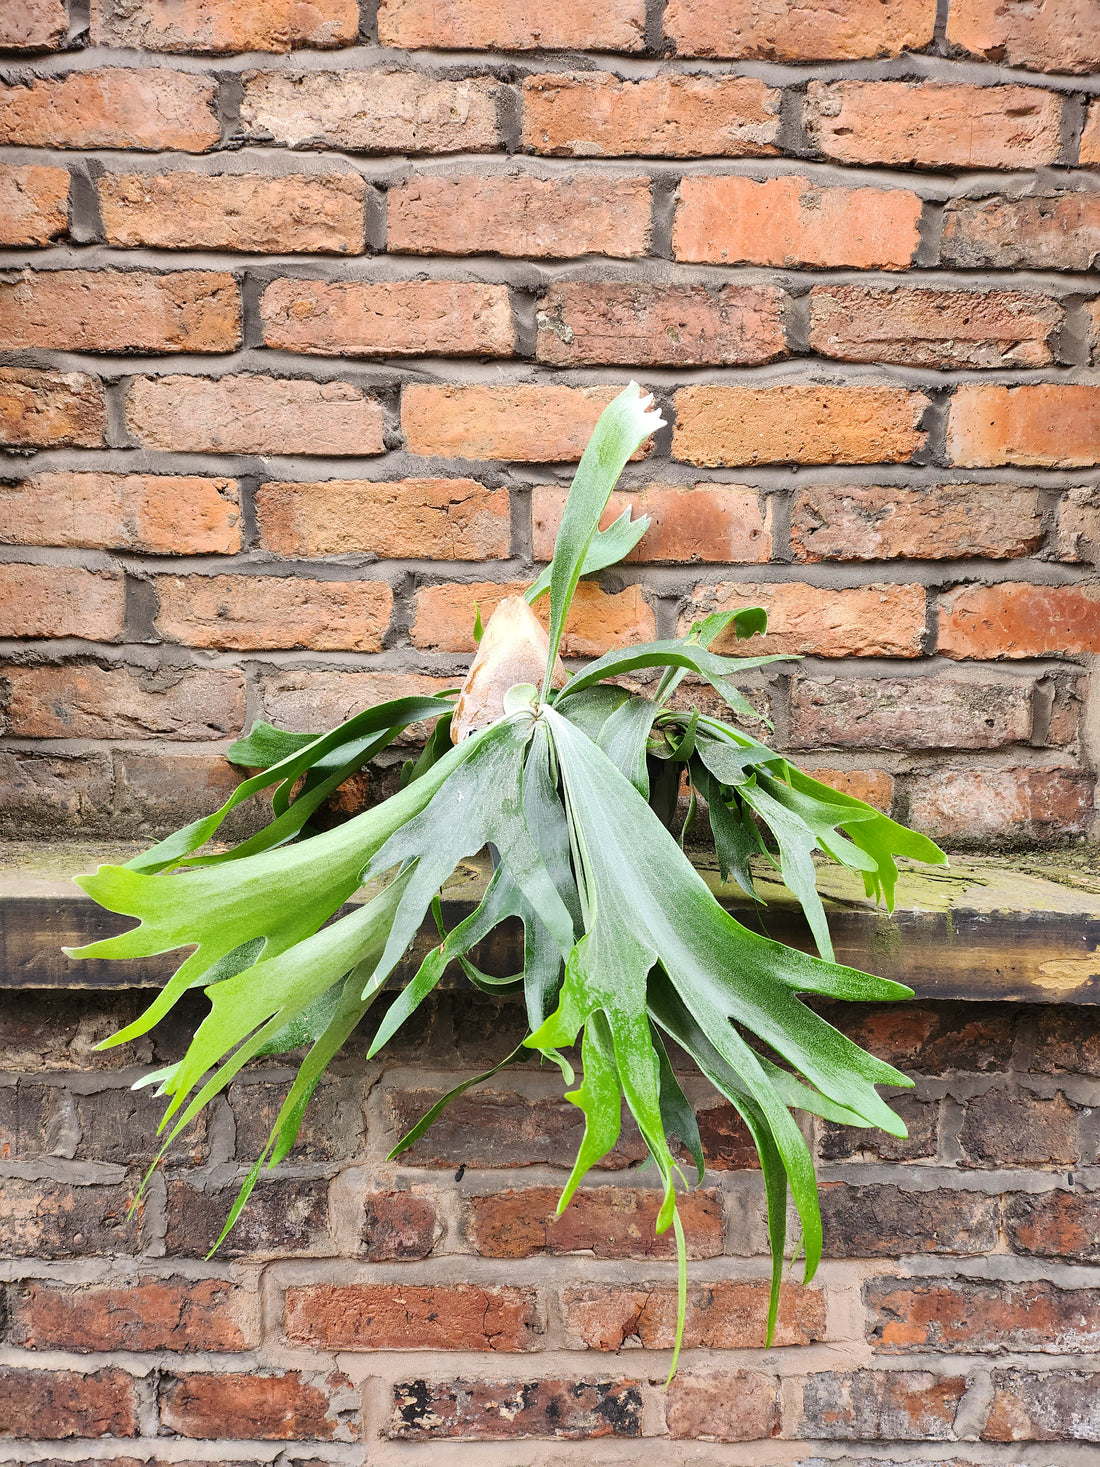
[867,1276,1100,1354]
[908,766,1094,842]
[0,1083,65,1158]
[3,663,246,739]
[2,1178,142,1256]
[949,384,1100,468]
[0,750,116,835]
[1033,1009,1100,1076]
[818,1002,1019,1073]
[665,1371,780,1442]
[666,0,935,58]
[241,69,500,152]
[818,1092,938,1160]
[154,574,392,652]
[807,80,1063,168]
[0,473,241,554]
[159,1371,357,1440]
[564,1280,826,1350]
[404,383,648,462]
[467,1186,723,1259]
[533,482,772,563]
[948,0,1100,73]
[261,279,512,357]
[1082,100,1100,164]
[535,282,785,368]
[260,669,453,734]
[0,1368,138,1439]
[673,174,923,269]
[9,1277,256,1352]
[938,582,1100,658]
[75,1086,206,1165]
[942,191,1100,271]
[126,374,384,456]
[805,768,895,812]
[166,1178,330,1258]
[413,579,654,655]
[114,751,248,834]
[791,482,1044,562]
[1006,1188,1100,1262]
[674,384,928,467]
[802,1369,965,1440]
[0,269,240,352]
[789,676,1033,751]
[388,173,651,259]
[0,367,105,448]
[0,68,220,150]
[958,1086,1079,1165]
[681,581,926,658]
[523,73,779,157]
[230,1077,359,1163]
[285,1282,539,1350]
[983,1368,1100,1441]
[90,0,359,52]
[0,164,68,245]
[388,1377,641,1440]
[0,565,125,641]
[377,0,646,50]
[820,1182,1000,1256]
[360,1191,439,1260]
[0,0,67,49]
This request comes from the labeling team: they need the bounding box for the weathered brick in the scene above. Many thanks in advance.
[957,1087,1079,1166]
[673,174,922,269]
[0,1368,138,1439]
[3,663,246,740]
[0,473,241,554]
[126,374,385,456]
[907,767,1094,842]
[165,1178,330,1258]
[806,768,895,812]
[983,1368,1100,1441]
[681,581,926,658]
[261,280,513,357]
[1033,1009,1100,1076]
[867,1276,1100,1354]
[947,0,1100,74]
[1,1180,143,1257]
[1054,486,1100,564]
[260,669,452,734]
[90,0,359,51]
[154,573,392,652]
[0,163,68,245]
[938,582,1100,658]
[285,1282,539,1350]
[412,580,654,655]
[523,73,779,157]
[790,483,1044,562]
[818,1093,938,1161]
[533,482,771,564]
[0,750,115,834]
[1081,100,1100,164]
[360,1191,439,1260]
[403,384,643,461]
[388,173,651,258]
[114,751,247,835]
[230,1077,360,1162]
[789,676,1033,751]
[820,1183,1001,1257]
[666,0,935,58]
[949,384,1100,468]
[0,565,125,641]
[159,1371,357,1440]
[467,1186,723,1259]
[0,367,106,448]
[1007,1189,1100,1262]
[0,0,67,49]
[377,0,646,50]
[76,1086,206,1165]
[807,80,1063,168]
[942,191,1100,271]
[665,1371,780,1442]
[565,1280,826,1351]
[0,68,220,150]
[674,385,928,467]
[802,1370,965,1441]
[388,1377,641,1440]
[0,992,149,1072]
[8,1277,256,1352]
[0,1082,64,1158]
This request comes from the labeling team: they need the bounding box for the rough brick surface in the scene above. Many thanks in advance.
[403,384,633,461]
[0,368,106,448]
[947,0,1100,74]
[261,279,513,357]
[1006,1189,1100,1262]
[467,1186,724,1259]
[377,0,647,50]
[1081,101,1100,164]
[942,192,1100,271]
[801,1370,965,1440]
[285,1283,539,1350]
[532,482,772,563]
[983,1368,1100,1442]
[866,1277,1100,1354]
[90,0,359,52]
[154,574,392,651]
[666,0,936,59]
[387,1377,642,1440]
[664,1370,780,1442]
[3,663,246,739]
[0,0,68,50]
[790,483,1044,561]
[938,583,1100,658]
[0,473,241,553]
[789,676,1033,750]
[0,164,68,245]
[820,1183,1001,1256]
[0,69,220,150]
[166,1178,330,1258]
[0,1368,139,1439]
[682,581,927,657]
[564,1281,826,1350]
[412,579,654,655]
[948,385,1100,468]
[159,1371,357,1440]
[0,565,125,641]
[8,1278,256,1352]
[908,767,1095,841]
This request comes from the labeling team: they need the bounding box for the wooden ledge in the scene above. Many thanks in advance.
[2,840,1100,1003]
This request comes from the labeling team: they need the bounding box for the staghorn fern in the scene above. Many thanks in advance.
[65,384,945,1375]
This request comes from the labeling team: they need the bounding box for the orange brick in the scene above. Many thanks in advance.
[1054,486,1100,564]
[564,1280,825,1350]
[0,69,220,151]
[4,664,247,739]
[154,575,392,652]
[261,670,454,732]
[680,581,927,658]
[790,484,1043,562]
[0,165,67,246]
[522,73,779,157]
[257,478,510,559]
[908,767,1094,842]
[0,565,125,641]
[0,0,67,50]
[285,1282,538,1350]
[261,280,513,357]
[402,384,640,462]
[89,0,359,52]
[126,374,385,456]
[535,282,786,367]
[806,81,1063,168]
[803,769,895,812]
[673,175,922,269]
[7,1278,256,1353]
[532,482,772,564]
[377,0,646,50]
[159,1371,357,1440]
[938,583,1100,658]
[387,173,651,259]
[947,0,1100,74]
[467,1186,723,1259]
[673,385,928,467]
[0,1367,138,1440]
[0,474,241,554]
[412,579,655,655]
[0,368,106,449]
[1082,101,1100,164]
[942,193,1100,271]
[0,270,240,353]
[240,70,499,152]
[808,286,1062,369]
[98,171,364,254]
[667,0,934,58]
[948,385,1100,468]
[666,1371,781,1444]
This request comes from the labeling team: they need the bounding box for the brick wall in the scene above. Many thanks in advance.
[0,0,1098,843]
